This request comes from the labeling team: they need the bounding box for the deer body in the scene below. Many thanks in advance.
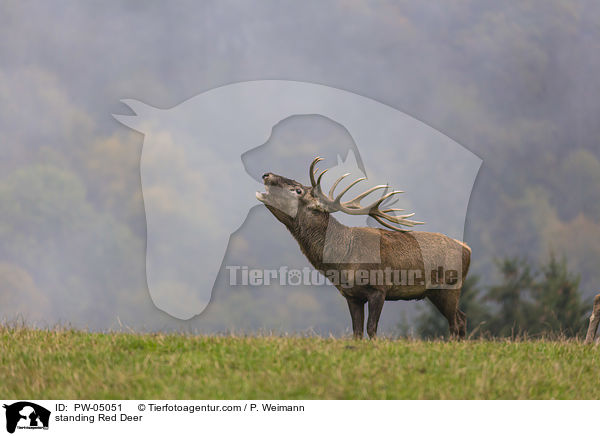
[257,159,470,339]
[288,208,469,300]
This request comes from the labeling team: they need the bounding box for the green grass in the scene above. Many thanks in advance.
[1,326,599,399]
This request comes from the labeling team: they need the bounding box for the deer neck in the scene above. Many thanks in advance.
[288,209,350,268]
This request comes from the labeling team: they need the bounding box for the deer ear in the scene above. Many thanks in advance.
[112,99,157,132]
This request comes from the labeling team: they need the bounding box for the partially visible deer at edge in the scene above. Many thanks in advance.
[256,157,471,339]
[585,293,600,344]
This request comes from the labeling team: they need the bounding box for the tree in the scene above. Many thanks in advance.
[528,253,587,337]
[486,257,534,337]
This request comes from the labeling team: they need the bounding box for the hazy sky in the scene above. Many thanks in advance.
[1,1,599,333]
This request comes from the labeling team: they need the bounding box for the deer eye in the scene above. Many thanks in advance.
[295,188,302,195]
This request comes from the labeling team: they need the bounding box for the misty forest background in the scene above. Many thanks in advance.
[1,1,600,337]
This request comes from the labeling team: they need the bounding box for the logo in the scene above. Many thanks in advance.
[3,402,50,433]
[114,80,481,320]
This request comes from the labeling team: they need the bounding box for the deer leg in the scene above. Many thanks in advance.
[427,289,465,339]
[585,294,600,344]
[346,298,365,339]
[366,291,385,339]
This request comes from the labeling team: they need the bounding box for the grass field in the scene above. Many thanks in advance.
[1,326,599,399]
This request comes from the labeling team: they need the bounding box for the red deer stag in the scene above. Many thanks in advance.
[256,157,471,339]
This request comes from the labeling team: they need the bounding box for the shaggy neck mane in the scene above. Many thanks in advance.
[287,208,349,267]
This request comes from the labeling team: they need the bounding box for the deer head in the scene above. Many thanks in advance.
[256,156,423,231]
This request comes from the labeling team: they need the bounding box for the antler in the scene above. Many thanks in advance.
[309,156,424,232]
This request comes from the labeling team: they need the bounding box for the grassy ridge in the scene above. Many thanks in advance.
[1,327,599,399]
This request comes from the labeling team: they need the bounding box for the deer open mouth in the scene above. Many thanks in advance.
[255,191,267,202]
[255,184,270,203]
